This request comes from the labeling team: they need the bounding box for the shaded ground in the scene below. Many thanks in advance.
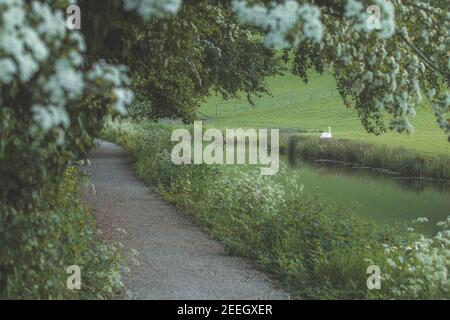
[83,140,289,300]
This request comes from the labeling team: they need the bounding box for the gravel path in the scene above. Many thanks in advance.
[83,140,289,300]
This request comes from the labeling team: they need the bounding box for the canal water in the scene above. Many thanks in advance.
[284,156,450,234]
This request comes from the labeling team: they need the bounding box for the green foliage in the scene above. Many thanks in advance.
[0,1,131,299]
[126,91,153,121]
[79,0,284,121]
[0,166,125,299]
[0,74,124,299]
[104,120,450,299]
[2,0,448,300]
[288,135,450,180]
[285,0,450,138]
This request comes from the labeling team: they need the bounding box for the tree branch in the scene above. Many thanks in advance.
[398,32,449,82]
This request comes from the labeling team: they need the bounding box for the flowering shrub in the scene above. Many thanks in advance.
[0,0,139,299]
[372,217,450,299]
[0,0,134,207]
[0,0,132,132]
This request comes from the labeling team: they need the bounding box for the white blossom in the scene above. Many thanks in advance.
[0,1,134,136]
[32,104,70,132]
[113,87,134,115]
[345,0,364,18]
[232,0,323,49]
[377,0,396,39]
[16,52,39,81]
[123,0,182,20]
[0,57,17,83]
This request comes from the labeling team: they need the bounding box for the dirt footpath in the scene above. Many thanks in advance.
[83,140,289,300]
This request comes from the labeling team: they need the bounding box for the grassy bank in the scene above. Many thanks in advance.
[103,120,450,299]
[0,166,126,299]
[199,70,450,181]
[199,71,449,156]
[287,135,450,180]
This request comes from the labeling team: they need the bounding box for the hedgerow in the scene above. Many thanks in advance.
[0,167,125,299]
[0,1,133,299]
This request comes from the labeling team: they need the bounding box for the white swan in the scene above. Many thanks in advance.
[320,127,332,139]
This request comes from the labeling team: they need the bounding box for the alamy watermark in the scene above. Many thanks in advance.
[366,5,382,31]
[367,265,381,290]
[171,121,280,176]
[66,265,81,290]
[66,5,81,30]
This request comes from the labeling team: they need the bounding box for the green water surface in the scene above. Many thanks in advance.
[286,158,450,233]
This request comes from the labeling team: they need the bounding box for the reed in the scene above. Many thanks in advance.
[287,135,450,180]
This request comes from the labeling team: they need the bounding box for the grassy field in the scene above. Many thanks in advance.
[199,71,449,156]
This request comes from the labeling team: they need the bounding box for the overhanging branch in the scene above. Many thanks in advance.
[398,32,450,82]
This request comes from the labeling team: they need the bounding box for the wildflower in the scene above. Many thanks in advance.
[413,217,429,224]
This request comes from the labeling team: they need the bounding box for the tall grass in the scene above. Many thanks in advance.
[288,135,450,180]
[0,166,126,299]
[103,121,450,300]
